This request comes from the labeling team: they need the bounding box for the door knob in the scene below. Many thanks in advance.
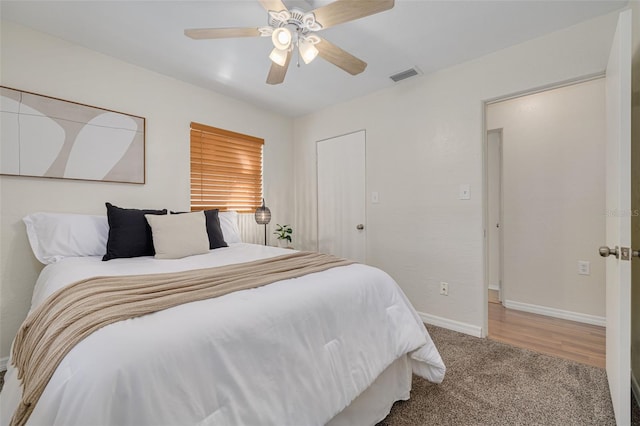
[599,246,619,258]
[356,224,364,230]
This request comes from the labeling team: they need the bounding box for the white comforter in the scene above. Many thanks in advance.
[1,244,445,426]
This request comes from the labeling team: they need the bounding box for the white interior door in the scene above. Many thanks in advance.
[487,130,503,300]
[317,131,366,262]
[603,9,632,426]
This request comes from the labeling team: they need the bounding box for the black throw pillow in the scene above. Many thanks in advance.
[171,209,228,250]
[103,202,167,261]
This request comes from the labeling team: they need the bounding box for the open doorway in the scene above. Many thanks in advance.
[484,78,607,368]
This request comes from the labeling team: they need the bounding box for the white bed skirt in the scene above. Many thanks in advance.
[327,355,412,426]
[1,355,411,426]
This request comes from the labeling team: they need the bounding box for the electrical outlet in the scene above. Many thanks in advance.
[578,261,590,275]
[439,282,449,296]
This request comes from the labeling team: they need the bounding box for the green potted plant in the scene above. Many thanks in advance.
[273,224,293,248]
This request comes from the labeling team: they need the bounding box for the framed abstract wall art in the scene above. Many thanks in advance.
[0,86,145,184]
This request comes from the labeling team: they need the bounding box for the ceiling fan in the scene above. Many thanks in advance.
[184,0,395,85]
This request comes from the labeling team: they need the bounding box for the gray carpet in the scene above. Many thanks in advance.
[379,325,640,426]
[0,328,639,425]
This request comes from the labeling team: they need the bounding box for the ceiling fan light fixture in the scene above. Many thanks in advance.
[272,27,292,50]
[299,39,319,64]
[185,0,396,85]
[269,48,288,66]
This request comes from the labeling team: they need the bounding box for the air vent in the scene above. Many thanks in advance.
[389,67,421,83]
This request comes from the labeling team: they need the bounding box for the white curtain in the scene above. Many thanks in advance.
[238,213,268,245]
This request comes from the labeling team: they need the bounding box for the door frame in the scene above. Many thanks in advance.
[486,129,504,302]
[481,73,605,337]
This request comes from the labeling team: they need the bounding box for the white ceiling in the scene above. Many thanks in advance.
[1,0,627,117]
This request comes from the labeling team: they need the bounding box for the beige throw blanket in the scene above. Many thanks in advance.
[11,251,354,426]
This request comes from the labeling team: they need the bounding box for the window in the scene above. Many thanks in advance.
[190,122,264,213]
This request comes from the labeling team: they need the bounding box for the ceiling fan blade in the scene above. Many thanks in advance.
[311,0,394,30]
[266,50,292,85]
[258,0,288,13]
[316,37,367,75]
[184,27,261,40]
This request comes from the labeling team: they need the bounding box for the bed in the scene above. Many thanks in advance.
[0,209,446,426]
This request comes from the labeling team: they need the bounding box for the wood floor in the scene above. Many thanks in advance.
[488,290,606,368]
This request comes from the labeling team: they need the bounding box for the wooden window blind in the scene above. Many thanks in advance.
[190,122,264,213]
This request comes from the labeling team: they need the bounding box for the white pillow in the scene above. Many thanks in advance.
[23,212,109,264]
[145,211,209,259]
[219,210,242,244]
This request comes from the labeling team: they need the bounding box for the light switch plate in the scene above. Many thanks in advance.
[371,191,379,203]
[459,184,470,200]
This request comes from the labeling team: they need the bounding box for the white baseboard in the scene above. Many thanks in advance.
[632,370,640,408]
[1,356,7,372]
[417,311,483,338]
[503,299,605,327]
[488,285,500,291]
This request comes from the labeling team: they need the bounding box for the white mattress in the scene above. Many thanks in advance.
[1,243,445,425]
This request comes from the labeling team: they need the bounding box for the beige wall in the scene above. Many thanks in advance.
[0,21,294,360]
[630,0,640,403]
[292,12,619,335]
[487,79,606,318]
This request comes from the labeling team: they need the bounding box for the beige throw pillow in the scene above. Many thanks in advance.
[145,211,209,259]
